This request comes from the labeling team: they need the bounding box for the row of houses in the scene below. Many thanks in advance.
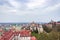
[0,29,37,40]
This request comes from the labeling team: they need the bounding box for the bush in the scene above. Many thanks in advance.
[48,31,58,40]
[31,31,60,40]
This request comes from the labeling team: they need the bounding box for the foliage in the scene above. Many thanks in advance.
[32,31,60,40]
[31,32,40,40]
[56,25,60,32]
[38,33,48,40]
[48,31,58,40]
[43,25,52,33]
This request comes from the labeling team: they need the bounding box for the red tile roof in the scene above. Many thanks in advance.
[0,30,36,40]
[20,30,31,37]
[31,36,37,40]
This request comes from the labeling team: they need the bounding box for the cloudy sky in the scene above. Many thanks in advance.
[0,0,60,23]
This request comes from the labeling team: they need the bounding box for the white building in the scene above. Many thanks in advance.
[37,25,44,34]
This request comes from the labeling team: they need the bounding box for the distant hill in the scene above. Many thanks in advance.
[0,22,46,25]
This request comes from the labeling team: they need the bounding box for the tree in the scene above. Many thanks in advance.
[31,32,40,40]
[38,33,48,40]
[43,25,52,33]
[48,31,58,40]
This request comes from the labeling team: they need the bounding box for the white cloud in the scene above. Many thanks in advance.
[8,0,21,8]
[43,3,60,13]
[0,0,60,22]
[0,0,48,16]
[0,5,30,16]
[0,0,60,16]
[26,0,48,9]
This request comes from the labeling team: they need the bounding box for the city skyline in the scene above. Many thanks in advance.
[0,0,60,23]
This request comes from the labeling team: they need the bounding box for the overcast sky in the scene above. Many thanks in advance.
[0,0,60,23]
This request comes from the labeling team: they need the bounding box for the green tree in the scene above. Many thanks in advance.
[38,33,48,40]
[43,25,52,33]
[31,32,40,40]
[48,31,58,40]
